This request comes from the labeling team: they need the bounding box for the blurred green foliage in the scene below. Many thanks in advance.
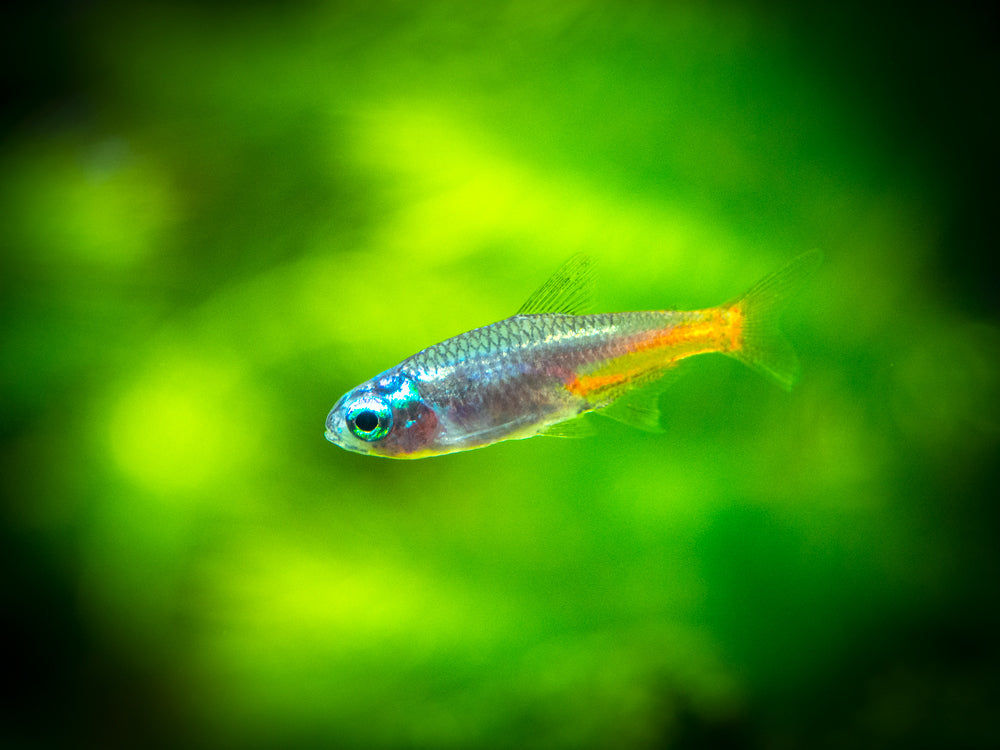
[2,2,998,748]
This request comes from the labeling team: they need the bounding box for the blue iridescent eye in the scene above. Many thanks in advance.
[347,397,392,441]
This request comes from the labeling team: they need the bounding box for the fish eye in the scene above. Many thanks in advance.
[354,410,378,432]
[346,398,392,441]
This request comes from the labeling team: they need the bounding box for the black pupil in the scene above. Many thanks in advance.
[354,410,379,432]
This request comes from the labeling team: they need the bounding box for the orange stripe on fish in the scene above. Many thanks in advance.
[565,305,746,400]
[632,306,744,356]
[566,369,633,398]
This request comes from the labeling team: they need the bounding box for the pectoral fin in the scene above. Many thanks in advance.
[538,416,596,438]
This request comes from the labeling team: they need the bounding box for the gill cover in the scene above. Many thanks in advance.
[325,369,439,457]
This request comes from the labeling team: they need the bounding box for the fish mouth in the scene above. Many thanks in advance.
[324,407,343,445]
[324,428,369,455]
[325,424,361,452]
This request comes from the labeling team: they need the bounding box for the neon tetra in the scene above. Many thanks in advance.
[325,251,820,458]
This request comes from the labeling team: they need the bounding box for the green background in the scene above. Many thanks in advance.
[2,2,997,748]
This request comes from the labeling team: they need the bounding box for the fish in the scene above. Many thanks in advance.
[325,250,821,458]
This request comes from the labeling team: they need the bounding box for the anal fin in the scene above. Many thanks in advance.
[594,371,679,432]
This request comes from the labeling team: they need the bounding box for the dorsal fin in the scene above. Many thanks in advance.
[516,254,595,315]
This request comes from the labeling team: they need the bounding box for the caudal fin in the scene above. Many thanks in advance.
[726,250,822,391]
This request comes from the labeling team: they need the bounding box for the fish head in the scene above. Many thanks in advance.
[325,369,440,458]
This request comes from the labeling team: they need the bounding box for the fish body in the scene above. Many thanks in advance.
[325,251,820,458]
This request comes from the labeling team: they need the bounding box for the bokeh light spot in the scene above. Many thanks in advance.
[109,353,254,496]
[4,136,174,270]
